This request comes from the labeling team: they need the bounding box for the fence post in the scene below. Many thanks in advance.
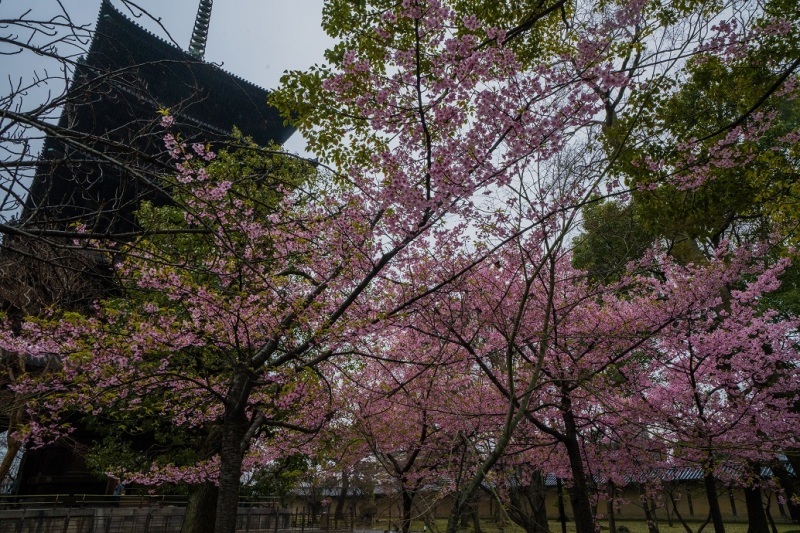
[105,508,114,533]
[143,507,154,533]
[14,509,24,533]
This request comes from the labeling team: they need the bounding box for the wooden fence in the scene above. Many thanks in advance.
[0,497,355,533]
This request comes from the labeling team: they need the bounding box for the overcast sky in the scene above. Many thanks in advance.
[0,0,336,154]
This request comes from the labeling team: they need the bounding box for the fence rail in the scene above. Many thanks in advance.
[0,500,354,533]
[0,493,282,509]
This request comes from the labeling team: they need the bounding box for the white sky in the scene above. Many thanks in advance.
[0,0,336,155]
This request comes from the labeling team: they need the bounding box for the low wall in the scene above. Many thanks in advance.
[0,506,345,533]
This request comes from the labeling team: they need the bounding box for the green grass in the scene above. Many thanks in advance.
[595,521,797,533]
[368,518,799,533]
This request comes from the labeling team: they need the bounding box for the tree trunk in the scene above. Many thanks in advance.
[557,478,568,533]
[669,490,695,533]
[562,407,595,533]
[507,470,549,533]
[446,491,466,533]
[0,379,26,485]
[0,432,22,485]
[763,493,779,533]
[401,488,415,533]
[772,461,800,523]
[182,482,219,533]
[642,488,659,533]
[181,424,222,533]
[312,502,320,525]
[470,499,482,533]
[214,400,250,533]
[336,470,350,521]
[744,485,769,533]
[703,474,726,533]
[607,482,617,533]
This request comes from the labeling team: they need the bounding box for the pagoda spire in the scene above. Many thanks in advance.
[188,0,213,59]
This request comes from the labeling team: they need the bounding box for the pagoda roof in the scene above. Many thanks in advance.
[24,0,297,233]
[87,0,294,146]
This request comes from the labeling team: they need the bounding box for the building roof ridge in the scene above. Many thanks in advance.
[97,0,271,94]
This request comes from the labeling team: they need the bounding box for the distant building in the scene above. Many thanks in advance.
[24,0,294,234]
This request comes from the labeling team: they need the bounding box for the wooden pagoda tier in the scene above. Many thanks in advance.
[25,0,295,234]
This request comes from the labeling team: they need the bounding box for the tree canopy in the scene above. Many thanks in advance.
[1,2,799,533]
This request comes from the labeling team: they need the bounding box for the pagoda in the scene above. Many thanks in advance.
[25,0,294,234]
[11,0,295,496]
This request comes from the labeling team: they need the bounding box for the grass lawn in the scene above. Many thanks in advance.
[368,518,799,533]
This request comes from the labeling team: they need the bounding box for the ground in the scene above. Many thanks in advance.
[368,518,800,533]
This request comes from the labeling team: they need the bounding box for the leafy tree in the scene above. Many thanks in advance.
[0,0,293,495]
[591,4,800,529]
[5,134,324,529]
[4,5,800,533]
[241,454,308,503]
[571,199,652,284]
[602,0,800,253]
[338,333,474,533]
[0,238,110,485]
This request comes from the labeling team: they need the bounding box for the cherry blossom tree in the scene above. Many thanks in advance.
[337,325,512,533]
[4,137,333,531]
[4,5,578,527]
[621,250,800,533]
[2,2,799,533]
